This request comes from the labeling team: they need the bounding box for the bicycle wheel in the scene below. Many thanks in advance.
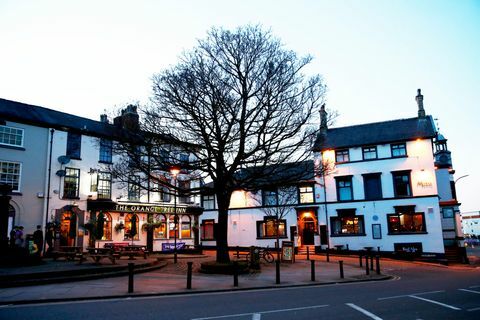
[264,251,274,263]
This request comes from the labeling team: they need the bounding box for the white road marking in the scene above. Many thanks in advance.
[191,304,329,320]
[345,303,383,320]
[467,306,480,312]
[378,290,444,300]
[408,295,461,310]
[252,314,261,320]
[459,288,480,294]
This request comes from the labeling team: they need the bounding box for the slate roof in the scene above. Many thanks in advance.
[313,116,436,151]
[0,97,123,139]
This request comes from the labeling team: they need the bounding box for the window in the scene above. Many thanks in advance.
[0,125,23,147]
[391,143,407,157]
[63,167,80,199]
[388,207,426,233]
[263,188,278,206]
[392,171,412,197]
[169,215,179,239]
[154,214,167,239]
[128,176,141,201]
[97,172,112,199]
[99,139,112,163]
[330,209,365,236]
[0,161,21,191]
[442,208,454,218]
[201,219,215,240]
[202,194,215,210]
[66,132,81,159]
[257,217,287,238]
[335,149,349,163]
[298,185,314,203]
[124,214,139,240]
[178,180,190,204]
[335,176,353,201]
[101,213,112,241]
[363,173,382,200]
[362,146,377,160]
[181,215,192,238]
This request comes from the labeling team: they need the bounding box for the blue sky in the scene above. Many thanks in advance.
[0,0,478,211]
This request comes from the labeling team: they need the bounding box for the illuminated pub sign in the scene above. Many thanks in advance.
[113,204,188,214]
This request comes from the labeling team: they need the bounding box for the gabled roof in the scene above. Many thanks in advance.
[313,116,436,151]
[0,98,123,139]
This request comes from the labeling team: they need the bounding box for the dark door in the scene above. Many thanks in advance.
[303,221,315,245]
[319,225,328,245]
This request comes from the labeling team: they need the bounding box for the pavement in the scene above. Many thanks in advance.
[0,251,393,305]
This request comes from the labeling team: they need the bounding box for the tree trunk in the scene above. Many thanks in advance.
[215,190,232,263]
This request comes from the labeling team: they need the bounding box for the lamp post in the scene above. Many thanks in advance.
[170,166,180,264]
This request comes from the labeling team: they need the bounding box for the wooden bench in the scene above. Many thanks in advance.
[120,247,148,260]
[52,246,84,261]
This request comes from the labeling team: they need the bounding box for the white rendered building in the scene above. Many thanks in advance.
[200,90,463,261]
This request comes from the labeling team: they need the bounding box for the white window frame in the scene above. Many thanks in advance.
[0,125,24,148]
[0,161,22,192]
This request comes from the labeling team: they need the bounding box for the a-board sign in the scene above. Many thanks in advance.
[282,241,294,262]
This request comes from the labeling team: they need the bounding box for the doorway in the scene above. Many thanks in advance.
[297,210,318,246]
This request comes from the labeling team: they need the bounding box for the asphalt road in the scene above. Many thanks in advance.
[1,260,479,320]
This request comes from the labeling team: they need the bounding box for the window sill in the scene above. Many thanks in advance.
[69,157,82,161]
[331,233,366,237]
[0,144,25,151]
[387,232,428,235]
[98,160,113,164]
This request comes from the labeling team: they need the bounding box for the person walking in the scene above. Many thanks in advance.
[33,225,43,256]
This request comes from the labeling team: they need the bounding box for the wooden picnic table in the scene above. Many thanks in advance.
[53,246,84,261]
[120,245,148,260]
[83,247,117,264]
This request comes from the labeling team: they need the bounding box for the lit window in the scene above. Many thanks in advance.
[298,185,314,203]
[154,214,167,239]
[0,125,23,147]
[63,167,80,199]
[100,213,112,241]
[388,207,425,233]
[181,215,192,238]
[0,161,21,191]
[331,210,365,236]
[124,214,140,240]
[391,143,407,157]
[335,149,349,163]
[257,217,287,238]
[362,146,377,160]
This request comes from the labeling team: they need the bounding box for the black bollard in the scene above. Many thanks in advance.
[346,244,349,252]
[370,255,374,271]
[359,253,363,267]
[128,262,134,293]
[307,246,310,260]
[236,246,240,259]
[375,255,381,275]
[187,262,193,289]
[365,256,370,275]
[276,260,280,284]
[233,261,239,287]
[377,246,380,252]
[339,260,344,279]
[311,260,315,281]
[326,249,330,262]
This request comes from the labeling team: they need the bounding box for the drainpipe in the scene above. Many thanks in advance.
[322,169,330,252]
[42,128,55,253]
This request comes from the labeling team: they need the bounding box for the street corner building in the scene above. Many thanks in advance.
[200,89,466,263]
[0,98,203,252]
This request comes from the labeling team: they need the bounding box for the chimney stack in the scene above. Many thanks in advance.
[113,104,140,131]
[100,114,109,123]
[416,89,426,118]
[320,104,328,135]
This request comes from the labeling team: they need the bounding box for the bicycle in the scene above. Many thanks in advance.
[246,246,275,263]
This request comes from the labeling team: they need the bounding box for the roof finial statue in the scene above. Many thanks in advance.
[416,88,425,118]
[320,104,328,135]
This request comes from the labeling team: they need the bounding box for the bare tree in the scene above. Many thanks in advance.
[133,25,327,263]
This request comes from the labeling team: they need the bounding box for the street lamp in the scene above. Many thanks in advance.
[170,166,180,264]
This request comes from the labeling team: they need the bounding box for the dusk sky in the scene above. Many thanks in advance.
[0,0,478,212]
